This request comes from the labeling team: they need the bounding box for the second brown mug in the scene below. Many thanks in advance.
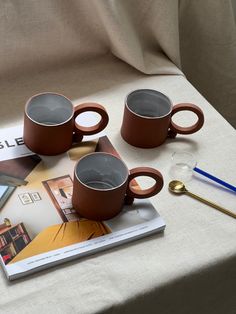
[120,89,204,148]
[23,92,109,155]
[72,152,164,221]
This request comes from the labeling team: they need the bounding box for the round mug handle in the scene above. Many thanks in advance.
[169,103,204,137]
[125,167,164,200]
[73,103,109,142]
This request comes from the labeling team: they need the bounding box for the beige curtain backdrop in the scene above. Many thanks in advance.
[0,0,235,127]
[179,0,236,128]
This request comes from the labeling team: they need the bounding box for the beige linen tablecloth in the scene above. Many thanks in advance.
[0,55,235,313]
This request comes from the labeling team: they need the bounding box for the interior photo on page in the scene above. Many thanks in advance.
[0,123,165,280]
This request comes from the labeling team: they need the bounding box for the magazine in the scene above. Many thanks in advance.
[0,119,165,280]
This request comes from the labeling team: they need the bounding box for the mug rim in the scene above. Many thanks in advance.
[125,88,173,119]
[74,152,129,191]
[25,92,74,127]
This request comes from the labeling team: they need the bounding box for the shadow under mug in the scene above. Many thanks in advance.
[72,152,164,221]
[23,92,109,155]
[120,89,204,148]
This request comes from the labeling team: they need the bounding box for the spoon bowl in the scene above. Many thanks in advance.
[168,180,186,194]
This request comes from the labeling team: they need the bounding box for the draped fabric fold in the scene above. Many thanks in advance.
[179,0,236,127]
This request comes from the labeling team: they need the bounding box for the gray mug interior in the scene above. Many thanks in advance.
[26,93,73,126]
[126,89,172,118]
[75,153,128,190]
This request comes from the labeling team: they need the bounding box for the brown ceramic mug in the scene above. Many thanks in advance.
[23,92,109,155]
[72,152,164,221]
[120,89,204,148]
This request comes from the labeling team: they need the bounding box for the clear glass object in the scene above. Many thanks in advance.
[169,151,197,182]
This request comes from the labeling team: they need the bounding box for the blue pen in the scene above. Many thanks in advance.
[193,167,236,193]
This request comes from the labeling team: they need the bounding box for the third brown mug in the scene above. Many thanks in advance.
[120,89,204,148]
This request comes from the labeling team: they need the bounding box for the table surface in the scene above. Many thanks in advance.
[0,55,236,314]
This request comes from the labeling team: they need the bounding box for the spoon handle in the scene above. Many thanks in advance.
[186,190,236,219]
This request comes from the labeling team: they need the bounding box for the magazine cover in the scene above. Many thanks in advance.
[0,117,165,280]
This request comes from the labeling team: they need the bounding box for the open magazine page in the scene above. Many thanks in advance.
[0,118,165,280]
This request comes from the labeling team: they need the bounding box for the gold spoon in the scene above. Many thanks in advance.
[169,180,236,219]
